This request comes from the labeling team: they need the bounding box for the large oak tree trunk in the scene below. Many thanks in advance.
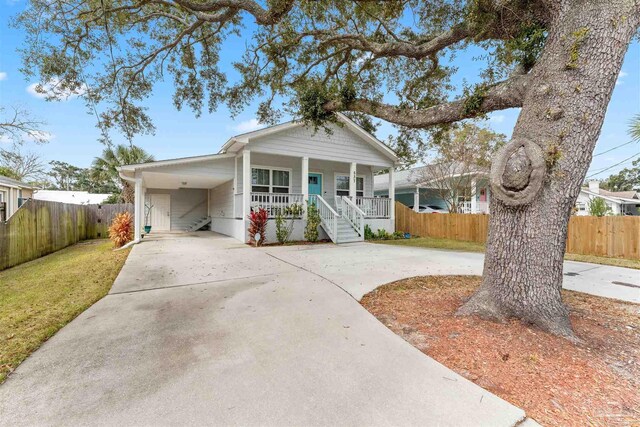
[458,0,639,337]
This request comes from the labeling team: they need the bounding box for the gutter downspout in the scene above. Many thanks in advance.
[118,168,143,245]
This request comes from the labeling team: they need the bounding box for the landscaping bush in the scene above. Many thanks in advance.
[248,208,268,246]
[304,202,321,242]
[364,224,375,240]
[108,211,134,248]
[275,211,294,244]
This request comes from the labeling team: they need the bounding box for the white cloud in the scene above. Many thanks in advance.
[232,118,264,133]
[489,114,505,123]
[615,70,628,86]
[0,72,7,81]
[26,78,87,100]
[0,135,12,144]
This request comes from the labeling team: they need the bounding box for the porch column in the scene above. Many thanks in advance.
[242,150,251,220]
[301,157,309,219]
[470,178,477,214]
[134,177,143,241]
[413,186,420,212]
[389,167,395,220]
[349,162,357,199]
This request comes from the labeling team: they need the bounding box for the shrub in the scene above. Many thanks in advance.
[364,224,374,240]
[376,229,391,240]
[392,231,405,239]
[275,211,294,244]
[108,211,134,248]
[587,197,612,217]
[248,208,268,246]
[304,202,321,242]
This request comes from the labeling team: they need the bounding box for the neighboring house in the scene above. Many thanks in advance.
[374,164,491,214]
[33,190,112,205]
[118,113,398,243]
[0,176,34,221]
[575,181,640,216]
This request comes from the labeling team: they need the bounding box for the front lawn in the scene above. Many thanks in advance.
[361,276,640,427]
[375,237,640,269]
[0,240,130,383]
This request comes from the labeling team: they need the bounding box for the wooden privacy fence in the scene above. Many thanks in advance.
[395,202,640,260]
[0,200,133,271]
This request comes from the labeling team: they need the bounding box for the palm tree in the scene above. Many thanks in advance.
[629,114,640,142]
[91,144,154,203]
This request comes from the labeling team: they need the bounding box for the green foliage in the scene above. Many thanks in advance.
[462,84,489,117]
[275,211,294,244]
[104,193,121,204]
[587,197,612,217]
[364,224,375,240]
[304,202,322,242]
[601,158,640,192]
[629,114,640,142]
[0,166,21,180]
[496,24,547,71]
[91,144,154,202]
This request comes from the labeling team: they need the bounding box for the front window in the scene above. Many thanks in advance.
[252,168,290,193]
[336,175,364,197]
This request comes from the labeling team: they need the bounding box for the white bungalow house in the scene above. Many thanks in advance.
[575,181,640,216]
[374,164,491,214]
[118,113,398,244]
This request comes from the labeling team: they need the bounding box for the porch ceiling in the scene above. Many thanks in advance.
[141,171,231,189]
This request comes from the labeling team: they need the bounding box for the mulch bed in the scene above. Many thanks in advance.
[360,276,640,427]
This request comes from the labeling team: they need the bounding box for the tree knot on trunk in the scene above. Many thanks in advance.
[490,137,546,206]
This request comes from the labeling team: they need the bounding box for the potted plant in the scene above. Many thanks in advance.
[144,202,153,234]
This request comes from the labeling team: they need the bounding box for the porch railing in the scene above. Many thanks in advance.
[354,196,390,218]
[250,192,305,218]
[341,196,365,237]
[316,195,338,241]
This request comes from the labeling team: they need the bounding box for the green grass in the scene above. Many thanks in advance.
[375,237,640,270]
[0,240,130,383]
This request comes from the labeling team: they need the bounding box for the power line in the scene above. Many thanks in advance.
[592,140,636,157]
[586,153,640,178]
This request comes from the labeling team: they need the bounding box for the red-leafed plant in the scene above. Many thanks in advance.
[109,211,134,248]
[248,208,268,246]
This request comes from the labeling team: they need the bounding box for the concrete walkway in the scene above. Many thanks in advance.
[0,233,535,426]
[264,242,640,303]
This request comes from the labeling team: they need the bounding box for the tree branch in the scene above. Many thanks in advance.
[324,74,530,128]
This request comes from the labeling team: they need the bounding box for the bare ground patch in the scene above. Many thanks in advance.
[360,276,640,427]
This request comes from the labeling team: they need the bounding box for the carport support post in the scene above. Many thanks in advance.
[389,168,395,222]
[301,157,309,219]
[134,177,143,240]
[242,149,251,222]
[413,187,420,212]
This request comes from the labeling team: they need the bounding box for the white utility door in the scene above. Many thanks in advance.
[150,194,171,231]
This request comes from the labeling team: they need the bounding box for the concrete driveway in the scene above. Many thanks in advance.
[0,232,535,426]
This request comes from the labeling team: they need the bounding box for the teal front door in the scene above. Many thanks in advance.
[308,173,322,198]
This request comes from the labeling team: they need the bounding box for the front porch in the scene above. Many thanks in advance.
[125,151,395,244]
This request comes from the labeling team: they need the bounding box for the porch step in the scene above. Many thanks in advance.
[185,216,212,232]
[335,217,363,244]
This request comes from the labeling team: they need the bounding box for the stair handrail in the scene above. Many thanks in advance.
[316,195,339,242]
[179,199,207,219]
[341,196,365,238]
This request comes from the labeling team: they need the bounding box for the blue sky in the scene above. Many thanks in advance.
[0,2,638,179]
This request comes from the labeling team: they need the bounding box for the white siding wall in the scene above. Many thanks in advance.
[150,157,234,178]
[248,122,393,167]
[145,188,208,230]
[209,180,234,218]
